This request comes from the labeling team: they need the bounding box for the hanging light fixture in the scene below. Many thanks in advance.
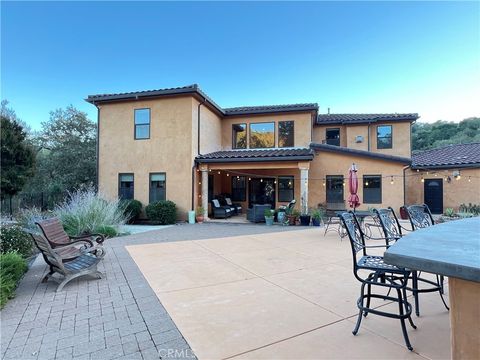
[248,177,251,181]
[236,176,240,180]
[227,173,230,177]
[390,176,394,185]
[260,178,263,182]
[421,176,424,183]
[468,176,472,182]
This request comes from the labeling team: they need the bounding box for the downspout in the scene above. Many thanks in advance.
[192,98,207,211]
[402,165,409,206]
[367,122,371,151]
[94,102,100,191]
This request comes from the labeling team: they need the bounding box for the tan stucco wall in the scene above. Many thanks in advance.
[98,96,195,220]
[312,121,412,157]
[312,125,347,147]
[309,151,407,212]
[405,168,480,212]
[193,99,223,155]
[221,113,313,149]
[369,121,411,158]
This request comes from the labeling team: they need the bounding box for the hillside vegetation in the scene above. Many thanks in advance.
[412,117,480,151]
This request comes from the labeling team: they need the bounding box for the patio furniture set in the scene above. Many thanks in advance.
[339,204,450,351]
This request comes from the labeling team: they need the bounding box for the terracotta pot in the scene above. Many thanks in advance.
[287,215,297,226]
[196,215,204,223]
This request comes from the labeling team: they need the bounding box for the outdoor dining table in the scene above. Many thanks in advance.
[384,217,480,360]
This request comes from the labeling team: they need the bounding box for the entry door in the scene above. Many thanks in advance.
[424,179,443,214]
[249,178,276,208]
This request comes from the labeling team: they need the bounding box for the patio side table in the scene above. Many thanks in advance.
[384,217,480,360]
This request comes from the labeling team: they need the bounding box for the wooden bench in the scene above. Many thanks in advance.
[30,231,106,292]
[36,218,105,261]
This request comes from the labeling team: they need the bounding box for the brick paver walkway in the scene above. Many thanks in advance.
[0,223,300,360]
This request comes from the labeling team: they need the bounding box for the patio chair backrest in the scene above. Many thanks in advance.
[212,199,221,208]
[36,218,70,247]
[405,204,435,230]
[339,212,367,271]
[373,207,403,246]
[30,232,66,274]
[225,198,233,206]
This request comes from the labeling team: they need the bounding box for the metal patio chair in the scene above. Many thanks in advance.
[402,204,449,316]
[339,211,417,351]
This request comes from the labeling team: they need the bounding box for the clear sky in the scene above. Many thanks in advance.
[2,1,479,129]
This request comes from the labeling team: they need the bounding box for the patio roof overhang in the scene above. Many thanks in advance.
[195,148,314,165]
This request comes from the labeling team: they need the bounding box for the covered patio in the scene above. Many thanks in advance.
[195,148,314,220]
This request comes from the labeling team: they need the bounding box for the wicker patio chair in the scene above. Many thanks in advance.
[339,211,417,351]
[36,218,105,261]
[30,231,105,292]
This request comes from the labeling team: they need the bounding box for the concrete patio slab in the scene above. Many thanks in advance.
[158,277,342,359]
[232,320,423,360]
[126,227,452,359]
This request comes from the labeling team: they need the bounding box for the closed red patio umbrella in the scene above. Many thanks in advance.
[348,163,361,211]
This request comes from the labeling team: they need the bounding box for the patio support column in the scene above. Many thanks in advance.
[200,166,209,219]
[300,166,309,214]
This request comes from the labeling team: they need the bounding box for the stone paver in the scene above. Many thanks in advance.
[0,223,300,360]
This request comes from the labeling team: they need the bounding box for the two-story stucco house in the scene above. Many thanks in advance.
[86,84,419,220]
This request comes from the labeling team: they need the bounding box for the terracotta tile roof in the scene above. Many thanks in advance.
[412,143,480,169]
[195,148,314,163]
[316,113,419,125]
[310,143,412,164]
[86,85,318,116]
[224,103,318,115]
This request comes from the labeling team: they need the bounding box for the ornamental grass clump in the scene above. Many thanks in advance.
[54,187,127,237]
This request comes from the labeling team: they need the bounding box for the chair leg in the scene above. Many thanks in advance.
[363,283,371,317]
[42,267,55,283]
[397,288,414,351]
[403,287,417,330]
[436,275,450,311]
[412,271,420,316]
[353,283,366,335]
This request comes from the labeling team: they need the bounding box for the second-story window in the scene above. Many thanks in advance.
[278,121,294,147]
[232,124,247,149]
[249,122,274,148]
[134,108,150,139]
[326,128,340,146]
[377,125,392,149]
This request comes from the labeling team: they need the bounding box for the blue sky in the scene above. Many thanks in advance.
[2,1,479,129]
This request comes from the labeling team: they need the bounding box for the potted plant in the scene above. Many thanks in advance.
[311,208,325,226]
[299,210,311,226]
[277,208,286,223]
[196,206,205,223]
[264,209,275,226]
[288,209,300,226]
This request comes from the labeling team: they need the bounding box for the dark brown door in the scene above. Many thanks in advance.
[424,179,443,214]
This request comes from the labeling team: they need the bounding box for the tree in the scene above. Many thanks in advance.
[0,111,35,208]
[22,106,96,206]
[412,117,480,151]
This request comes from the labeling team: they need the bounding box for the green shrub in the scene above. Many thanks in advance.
[0,226,33,258]
[145,200,177,225]
[54,187,127,237]
[121,199,142,223]
[0,252,28,308]
[459,203,480,216]
[444,208,455,217]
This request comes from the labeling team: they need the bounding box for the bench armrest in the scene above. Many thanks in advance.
[71,233,105,244]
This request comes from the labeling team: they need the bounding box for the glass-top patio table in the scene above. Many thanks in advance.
[384,217,480,359]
